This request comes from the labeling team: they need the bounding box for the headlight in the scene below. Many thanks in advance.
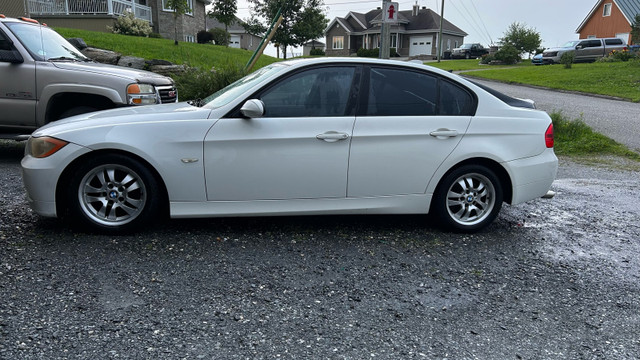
[543,51,557,57]
[26,136,68,158]
[127,83,159,105]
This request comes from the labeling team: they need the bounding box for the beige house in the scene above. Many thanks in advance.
[206,16,262,51]
[1,0,210,42]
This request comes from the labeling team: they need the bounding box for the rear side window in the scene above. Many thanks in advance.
[605,38,623,45]
[366,67,475,116]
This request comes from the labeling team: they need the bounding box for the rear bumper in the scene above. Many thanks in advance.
[505,148,558,205]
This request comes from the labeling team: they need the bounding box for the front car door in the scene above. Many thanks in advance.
[204,65,359,201]
[348,65,475,197]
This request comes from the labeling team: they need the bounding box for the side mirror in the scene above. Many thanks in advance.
[0,49,24,64]
[575,45,583,50]
[240,99,265,118]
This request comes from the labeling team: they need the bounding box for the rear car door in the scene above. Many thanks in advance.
[204,65,358,201]
[348,66,475,197]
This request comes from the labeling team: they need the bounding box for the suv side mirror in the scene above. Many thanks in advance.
[0,49,23,63]
[575,45,583,50]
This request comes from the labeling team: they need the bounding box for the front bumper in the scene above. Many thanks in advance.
[21,142,91,218]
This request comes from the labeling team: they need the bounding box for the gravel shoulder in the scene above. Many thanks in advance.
[1,140,639,359]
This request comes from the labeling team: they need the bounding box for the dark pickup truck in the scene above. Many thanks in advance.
[450,43,489,59]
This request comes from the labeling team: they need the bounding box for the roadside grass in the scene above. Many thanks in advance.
[54,28,279,70]
[426,59,533,72]
[461,61,640,102]
[552,112,640,168]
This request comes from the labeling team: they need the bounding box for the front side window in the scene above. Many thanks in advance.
[163,0,194,16]
[332,36,344,49]
[259,66,355,118]
[603,3,612,16]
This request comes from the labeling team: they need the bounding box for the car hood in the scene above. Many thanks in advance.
[544,46,573,52]
[33,102,213,138]
[51,61,174,86]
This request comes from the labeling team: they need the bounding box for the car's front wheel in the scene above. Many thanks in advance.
[432,165,503,233]
[66,154,162,233]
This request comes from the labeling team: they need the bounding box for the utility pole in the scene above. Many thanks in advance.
[437,0,445,62]
[379,0,397,59]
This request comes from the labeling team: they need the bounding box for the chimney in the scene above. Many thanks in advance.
[413,2,419,16]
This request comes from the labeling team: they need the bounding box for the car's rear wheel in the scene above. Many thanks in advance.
[66,154,161,233]
[432,165,503,233]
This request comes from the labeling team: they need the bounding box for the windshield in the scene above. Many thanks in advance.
[459,44,472,49]
[5,22,87,61]
[202,63,287,108]
[561,40,580,48]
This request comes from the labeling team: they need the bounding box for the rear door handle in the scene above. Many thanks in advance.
[316,131,349,142]
[429,129,459,138]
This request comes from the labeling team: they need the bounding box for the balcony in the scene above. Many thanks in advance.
[28,0,152,23]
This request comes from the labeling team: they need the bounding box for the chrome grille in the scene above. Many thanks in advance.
[157,85,178,103]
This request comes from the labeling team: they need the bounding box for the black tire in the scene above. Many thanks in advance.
[65,154,162,233]
[465,53,471,59]
[59,106,98,120]
[431,165,503,233]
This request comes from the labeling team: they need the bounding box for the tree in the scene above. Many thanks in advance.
[499,22,542,59]
[164,0,192,45]
[247,0,328,59]
[631,14,640,45]
[209,0,237,44]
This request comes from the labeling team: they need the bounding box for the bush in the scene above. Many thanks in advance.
[209,28,230,46]
[480,53,495,64]
[356,47,398,58]
[560,51,575,68]
[309,48,325,56]
[109,10,152,37]
[148,32,163,39]
[197,30,213,44]
[598,48,637,62]
[493,44,520,64]
[172,64,246,102]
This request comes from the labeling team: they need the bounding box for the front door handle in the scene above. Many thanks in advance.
[429,129,459,138]
[316,131,349,143]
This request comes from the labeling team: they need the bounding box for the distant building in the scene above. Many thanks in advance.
[5,0,210,43]
[302,40,325,56]
[324,3,466,58]
[576,0,640,44]
[206,16,262,51]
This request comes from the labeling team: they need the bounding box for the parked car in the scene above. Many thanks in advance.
[532,53,544,65]
[541,38,626,64]
[0,15,177,140]
[450,43,489,59]
[21,58,558,234]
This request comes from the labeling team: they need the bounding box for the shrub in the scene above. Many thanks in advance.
[173,64,246,102]
[493,44,520,64]
[480,53,495,64]
[197,30,213,44]
[148,32,163,39]
[209,28,230,46]
[598,48,637,62]
[560,51,575,68]
[309,48,325,56]
[356,47,398,58]
[109,10,152,37]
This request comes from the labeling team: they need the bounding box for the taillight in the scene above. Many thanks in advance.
[545,123,554,148]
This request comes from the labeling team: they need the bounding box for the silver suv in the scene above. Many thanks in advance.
[0,15,177,140]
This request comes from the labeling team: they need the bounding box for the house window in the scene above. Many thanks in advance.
[184,34,195,43]
[603,3,612,16]
[447,39,451,50]
[390,34,397,48]
[163,0,194,16]
[333,36,344,50]
[454,40,459,48]
[587,35,596,39]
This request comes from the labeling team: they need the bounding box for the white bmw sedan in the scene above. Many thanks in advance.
[21,58,557,233]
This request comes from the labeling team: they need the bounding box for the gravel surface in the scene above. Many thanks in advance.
[1,140,639,359]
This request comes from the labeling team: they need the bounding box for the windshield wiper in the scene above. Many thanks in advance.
[48,56,83,62]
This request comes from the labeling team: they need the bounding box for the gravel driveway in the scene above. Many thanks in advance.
[1,139,639,359]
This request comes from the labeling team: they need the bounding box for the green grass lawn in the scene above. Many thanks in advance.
[460,61,640,102]
[55,28,279,70]
[426,59,533,72]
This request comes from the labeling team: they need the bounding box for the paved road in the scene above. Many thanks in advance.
[466,77,640,152]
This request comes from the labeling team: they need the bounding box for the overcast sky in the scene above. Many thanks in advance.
[209,0,597,56]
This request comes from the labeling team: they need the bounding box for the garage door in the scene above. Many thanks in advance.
[230,35,241,48]
[409,35,432,56]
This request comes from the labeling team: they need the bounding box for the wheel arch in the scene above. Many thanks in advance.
[55,149,170,220]
[430,157,513,209]
[45,92,117,123]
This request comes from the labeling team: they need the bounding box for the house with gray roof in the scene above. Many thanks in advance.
[324,3,467,58]
[576,0,640,44]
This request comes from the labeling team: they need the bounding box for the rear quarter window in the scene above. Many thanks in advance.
[605,38,623,45]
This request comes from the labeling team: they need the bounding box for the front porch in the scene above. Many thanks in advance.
[27,0,152,23]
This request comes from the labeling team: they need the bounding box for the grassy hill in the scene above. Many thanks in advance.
[55,28,279,71]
